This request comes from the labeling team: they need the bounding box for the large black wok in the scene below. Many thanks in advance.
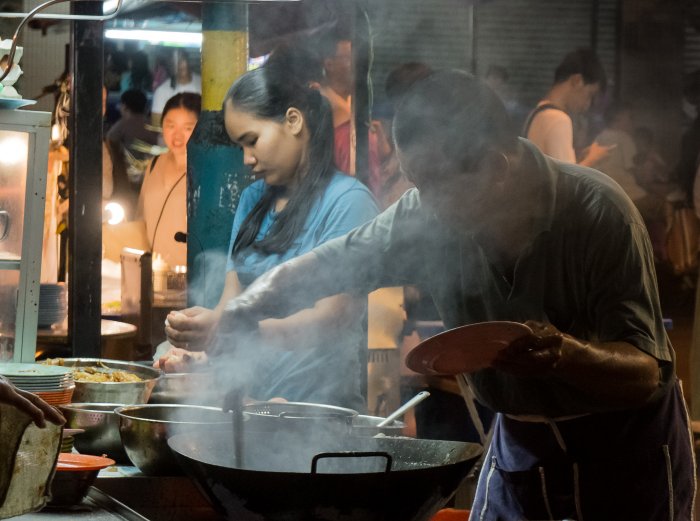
[168,428,482,521]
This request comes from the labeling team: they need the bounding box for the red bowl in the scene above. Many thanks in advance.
[47,454,115,507]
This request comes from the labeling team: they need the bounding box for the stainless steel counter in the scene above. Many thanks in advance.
[10,463,224,521]
[15,488,148,521]
[95,475,224,521]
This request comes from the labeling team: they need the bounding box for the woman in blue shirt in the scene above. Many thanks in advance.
[158,66,378,410]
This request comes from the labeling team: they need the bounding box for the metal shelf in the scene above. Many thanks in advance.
[0,259,21,270]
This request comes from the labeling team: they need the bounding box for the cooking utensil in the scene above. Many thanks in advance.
[168,427,483,521]
[377,391,430,427]
[59,403,130,463]
[405,321,533,375]
[242,401,358,436]
[115,404,232,476]
[223,388,245,469]
[351,415,406,437]
[53,358,161,404]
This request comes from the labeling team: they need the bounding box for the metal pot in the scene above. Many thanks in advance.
[116,404,232,476]
[59,403,129,463]
[57,358,161,404]
[168,428,482,521]
[148,372,216,405]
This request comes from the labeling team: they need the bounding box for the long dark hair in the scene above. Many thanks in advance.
[225,65,335,256]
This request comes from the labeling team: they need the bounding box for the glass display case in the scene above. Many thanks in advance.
[0,109,50,362]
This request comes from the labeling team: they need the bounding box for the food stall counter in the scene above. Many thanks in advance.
[15,488,148,521]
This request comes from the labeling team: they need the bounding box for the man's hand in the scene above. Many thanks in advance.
[492,320,661,408]
[0,376,65,428]
[164,306,220,349]
[580,142,616,167]
[492,321,565,377]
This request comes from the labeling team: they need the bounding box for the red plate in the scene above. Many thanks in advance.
[56,453,115,471]
[405,321,532,375]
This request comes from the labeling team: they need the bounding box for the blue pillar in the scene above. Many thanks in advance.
[187,3,249,308]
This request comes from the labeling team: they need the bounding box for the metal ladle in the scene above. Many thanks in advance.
[377,390,430,427]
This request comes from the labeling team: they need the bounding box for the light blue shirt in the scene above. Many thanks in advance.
[226,172,379,283]
[225,172,379,409]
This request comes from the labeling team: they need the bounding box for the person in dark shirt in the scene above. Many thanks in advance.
[106,89,159,215]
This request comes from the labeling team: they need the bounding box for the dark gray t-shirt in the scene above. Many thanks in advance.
[313,139,673,417]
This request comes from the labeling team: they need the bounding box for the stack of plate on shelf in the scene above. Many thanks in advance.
[60,429,82,453]
[60,433,74,453]
[38,283,67,328]
[0,362,74,406]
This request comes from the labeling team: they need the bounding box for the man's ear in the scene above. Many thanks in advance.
[285,107,304,136]
[323,57,334,75]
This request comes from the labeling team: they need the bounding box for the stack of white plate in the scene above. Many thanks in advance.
[38,283,67,328]
[0,362,75,405]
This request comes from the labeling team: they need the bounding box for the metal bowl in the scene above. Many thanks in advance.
[351,415,407,437]
[57,358,161,404]
[115,404,232,476]
[59,403,129,463]
[148,372,216,405]
[48,469,99,507]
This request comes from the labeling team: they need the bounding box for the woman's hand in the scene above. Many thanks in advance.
[164,306,220,349]
[0,376,65,428]
[154,346,208,373]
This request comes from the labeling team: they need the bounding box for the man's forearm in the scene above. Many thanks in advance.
[556,337,661,408]
[222,252,337,325]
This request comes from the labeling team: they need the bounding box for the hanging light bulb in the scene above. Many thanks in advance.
[104,201,125,225]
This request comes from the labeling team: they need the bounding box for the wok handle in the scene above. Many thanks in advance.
[311,451,393,474]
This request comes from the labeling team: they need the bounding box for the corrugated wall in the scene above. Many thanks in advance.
[365,0,617,113]
[685,22,700,75]
[474,0,618,108]
[367,0,472,108]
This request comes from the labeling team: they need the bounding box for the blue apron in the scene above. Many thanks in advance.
[470,379,695,521]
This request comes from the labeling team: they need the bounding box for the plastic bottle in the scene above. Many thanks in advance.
[152,253,170,293]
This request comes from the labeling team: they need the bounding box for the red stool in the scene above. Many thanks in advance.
[430,508,471,521]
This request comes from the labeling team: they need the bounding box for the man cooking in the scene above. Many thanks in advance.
[212,70,693,520]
